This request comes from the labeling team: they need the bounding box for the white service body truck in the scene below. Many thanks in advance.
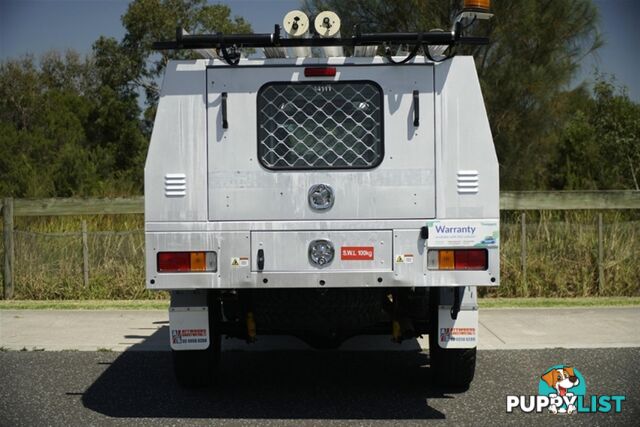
[145,11,499,388]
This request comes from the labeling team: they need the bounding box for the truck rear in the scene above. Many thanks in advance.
[146,3,498,388]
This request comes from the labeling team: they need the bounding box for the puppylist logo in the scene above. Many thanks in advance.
[506,365,626,415]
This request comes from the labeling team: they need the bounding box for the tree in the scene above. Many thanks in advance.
[0,51,147,197]
[0,0,252,197]
[95,0,252,126]
[0,53,98,197]
[304,0,602,190]
[551,76,640,190]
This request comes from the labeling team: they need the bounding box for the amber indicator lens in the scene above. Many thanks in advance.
[463,0,490,11]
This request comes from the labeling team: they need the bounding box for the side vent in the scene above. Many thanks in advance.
[164,173,186,197]
[457,170,479,194]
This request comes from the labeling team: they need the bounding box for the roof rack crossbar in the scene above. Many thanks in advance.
[153,30,487,51]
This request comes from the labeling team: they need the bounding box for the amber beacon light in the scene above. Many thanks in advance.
[463,0,491,12]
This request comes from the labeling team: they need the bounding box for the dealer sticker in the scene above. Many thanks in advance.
[169,306,210,351]
[437,306,478,349]
[341,246,374,260]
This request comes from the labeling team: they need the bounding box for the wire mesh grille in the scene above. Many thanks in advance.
[258,81,383,169]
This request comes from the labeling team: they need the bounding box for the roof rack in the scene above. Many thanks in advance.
[152,25,488,51]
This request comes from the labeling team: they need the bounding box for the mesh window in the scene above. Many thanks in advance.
[257,81,384,170]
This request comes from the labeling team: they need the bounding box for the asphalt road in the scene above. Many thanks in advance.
[0,347,638,426]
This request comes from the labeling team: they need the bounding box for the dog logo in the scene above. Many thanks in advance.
[538,365,585,414]
[507,364,625,414]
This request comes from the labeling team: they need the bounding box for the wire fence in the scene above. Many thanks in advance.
[5,229,160,300]
[483,219,640,298]
[0,213,638,299]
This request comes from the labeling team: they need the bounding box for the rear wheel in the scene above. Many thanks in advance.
[428,290,476,389]
[172,333,221,387]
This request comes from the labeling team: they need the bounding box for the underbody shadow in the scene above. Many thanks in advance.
[82,328,466,420]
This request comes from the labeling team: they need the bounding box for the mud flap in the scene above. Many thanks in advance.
[437,286,478,349]
[169,291,210,351]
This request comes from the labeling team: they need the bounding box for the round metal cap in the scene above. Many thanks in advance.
[308,184,335,211]
[308,239,335,267]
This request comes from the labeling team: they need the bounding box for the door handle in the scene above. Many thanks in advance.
[413,90,419,127]
[257,249,265,271]
[221,92,228,129]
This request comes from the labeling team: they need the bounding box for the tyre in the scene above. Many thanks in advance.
[172,333,221,387]
[172,294,222,388]
[428,290,476,389]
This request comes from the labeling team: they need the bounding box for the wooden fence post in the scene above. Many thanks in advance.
[521,212,527,296]
[598,213,604,295]
[82,220,89,287]
[3,198,15,299]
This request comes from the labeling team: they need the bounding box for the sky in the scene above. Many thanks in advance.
[0,0,639,101]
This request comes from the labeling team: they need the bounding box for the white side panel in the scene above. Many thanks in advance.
[434,56,499,219]
[206,64,435,221]
[144,61,208,222]
[392,229,428,286]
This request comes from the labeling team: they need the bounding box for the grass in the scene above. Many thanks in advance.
[478,296,640,308]
[0,297,638,310]
[480,210,640,298]
[0,299,168,310]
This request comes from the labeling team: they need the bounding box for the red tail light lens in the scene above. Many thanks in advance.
[158,252,190,272]
[454,249,488,270]
[304,67,337,77]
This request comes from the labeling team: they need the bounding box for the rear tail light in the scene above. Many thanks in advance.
[428,249,487,270]
[304,67,337,77]
[157,252,217,272]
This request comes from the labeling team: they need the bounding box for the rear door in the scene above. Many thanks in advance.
[206,63,435,221]
[251,230,392,272]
